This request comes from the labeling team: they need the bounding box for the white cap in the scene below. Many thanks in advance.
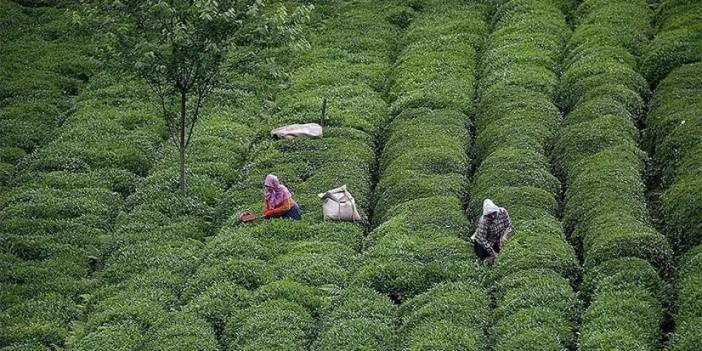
[483,199,499,216]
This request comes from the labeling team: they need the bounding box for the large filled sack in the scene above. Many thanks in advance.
[318,185,361,221]
[271,123,323,139]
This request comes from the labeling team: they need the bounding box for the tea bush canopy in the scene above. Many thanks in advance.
[1,0,700,350]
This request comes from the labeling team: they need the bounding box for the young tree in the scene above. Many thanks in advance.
[84,0,311,194]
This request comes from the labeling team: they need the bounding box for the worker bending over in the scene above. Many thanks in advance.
[471,199,513,264]
[263,174,302,220]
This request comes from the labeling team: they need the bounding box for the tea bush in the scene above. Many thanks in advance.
[670,246,702,351]
[491,269,579,350]
[579,257,671,306]
[642,0,702,84]
[354,231,482,300]
[174,5,408,350]
[644,63,702,252]
[650,109,702,187]
[471,1,578,350]
[399,282,489,350]
[661,179,702,253]
[388,5,484,115]
[6,0,701,349]
[65,26,269,351]
[354,1,487,307]
[224,299,314,351]
[553,114,639,180]
[645,63,702,156]
[0,72,163,349]
[313,288,397,351]
[490,227,580,283]
[370,196,470,240]
[0,3,94,189]
[314,318,396,351]
[0,293,80,347]
[559,1,673,350]
[561,3,659,235]
[580,279,663,351]
[476,86,560,135]
[141,312,218,351]
[492,308,573,351]
[183,282,252,338]
[71,321,143,351]
[471,148,561,202]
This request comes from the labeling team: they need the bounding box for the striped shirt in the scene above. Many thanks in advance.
[472,208,513,257]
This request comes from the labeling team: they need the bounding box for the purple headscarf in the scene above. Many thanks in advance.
[264,174,292,208]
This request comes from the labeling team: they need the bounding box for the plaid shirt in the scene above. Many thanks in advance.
[472,208,513,257]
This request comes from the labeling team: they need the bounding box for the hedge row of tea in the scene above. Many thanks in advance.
[643,0,702,255]
[0,1,93,189]
[181,2,404,349]
[362,0,486,302]
[649,54,702,351]
[470,1,580,350]
[218,1,405,221]
[556,0,672,349]
[642,0,702,86]
[646,63,702,257]
[0,71,165,349]
[643,1,702,349]
[0,4,164,339]
[68,86,260,350]
[360,1,490,349]
[671,245,702,350]
[1,3,277,349]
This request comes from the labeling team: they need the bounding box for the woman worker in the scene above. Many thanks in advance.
[263,174,302,220]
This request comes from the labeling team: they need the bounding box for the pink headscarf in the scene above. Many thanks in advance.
[264,174,292,207]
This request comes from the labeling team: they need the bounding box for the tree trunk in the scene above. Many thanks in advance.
[320,98,327,128]
[179,90,187,195]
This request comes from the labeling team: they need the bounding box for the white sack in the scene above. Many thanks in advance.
[318,185,361,221]
[271,123,323,139]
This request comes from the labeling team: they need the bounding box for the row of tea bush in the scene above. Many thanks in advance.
[186,1,406,349]
[472,1,580,350]
[557,1,672,349]
[670,245,702,350]
[643,1,702,349]
[642,0,702,85]
[65,28,289,347]
[1,73,165,349]
[0,2,93,188]
[357,1,490,349]
[0,4,166,344]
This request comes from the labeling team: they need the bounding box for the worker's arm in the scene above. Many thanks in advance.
[503,209,514,239]
[263,198,294,218]
[474,217,497,257]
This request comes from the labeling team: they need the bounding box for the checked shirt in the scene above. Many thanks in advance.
[473,208,513,257]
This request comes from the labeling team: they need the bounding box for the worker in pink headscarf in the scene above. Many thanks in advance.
[263,174,302,220]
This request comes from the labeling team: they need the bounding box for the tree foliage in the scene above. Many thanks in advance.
[79,0,312,193]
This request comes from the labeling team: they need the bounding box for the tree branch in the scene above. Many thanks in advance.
[184,80,209,149]
[148,80,180,150]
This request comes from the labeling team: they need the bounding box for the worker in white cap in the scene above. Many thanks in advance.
[470,199,513,264]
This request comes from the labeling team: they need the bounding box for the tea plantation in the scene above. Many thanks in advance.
[1,0,701,350]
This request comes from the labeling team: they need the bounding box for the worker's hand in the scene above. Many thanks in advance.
[484,255,497,265]
[500,234,508,247]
